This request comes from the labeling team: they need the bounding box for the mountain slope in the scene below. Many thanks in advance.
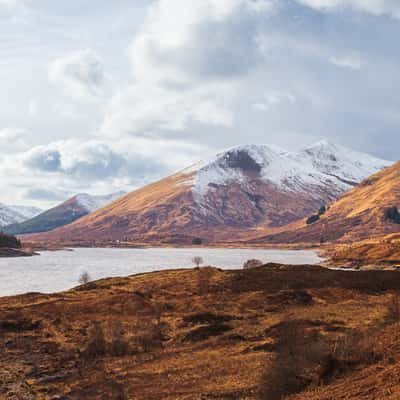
[29,141,390,245]
[253,161,400,244]
[4,192,125,235]
[0,204,42,227]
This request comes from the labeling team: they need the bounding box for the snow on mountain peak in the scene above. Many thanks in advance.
[191,141,391,206]
[0,203,42,227]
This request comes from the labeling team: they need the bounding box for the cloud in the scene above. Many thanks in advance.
[294,0,400,18]
[24,146,62,172]
[253,90,297,111]
[0,128,28,152]
[49,49,109,99]
[25,188,70,202]
[101,0,274,137]
[21,137,209,188]
[0,0,16,7]
[0,127,25,141]
[130,0,268,83]
[329,54,362,70]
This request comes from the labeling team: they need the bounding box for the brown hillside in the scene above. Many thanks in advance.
[328,233,400,266]
[2,264,400,399]
[27,169,325,246]
[254,161,400,244]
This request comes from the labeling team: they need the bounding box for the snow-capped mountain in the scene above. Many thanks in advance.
[31,141,392,245]
[191,141,390,207]
[0,204,42,227]
[4,191,126,235]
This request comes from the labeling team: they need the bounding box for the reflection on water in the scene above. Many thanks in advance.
[0,247,323,297]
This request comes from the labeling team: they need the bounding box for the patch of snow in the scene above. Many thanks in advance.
[74,191,126,212]
[7,205,42,220]
[0,204,27,227]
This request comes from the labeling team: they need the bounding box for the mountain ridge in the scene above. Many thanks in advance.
[26,141,391,245]
[0,204,42,227]
[4,192,126,235]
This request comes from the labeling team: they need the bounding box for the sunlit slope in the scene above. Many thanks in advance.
[254,161,400,244]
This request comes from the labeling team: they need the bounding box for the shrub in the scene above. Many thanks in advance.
[318,205,327,215]
[197,267,212,295]
[82,321,107,360]
[108,322,130,357]
[243,259,263,269]
[135,319,166,353]
[0,232,21,248]
[259,321,383,399]
[306,214,320,225]
[192,237,203,245]
[386,294,400,323]
[259,320,325,399]
[78,271,92,285]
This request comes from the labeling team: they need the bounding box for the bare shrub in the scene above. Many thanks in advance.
[82,321,107,360]
[192,256,204,267]
[109,380,128,400]
[386,294,400,323]
[243,259,263,269]
[135,319,166,353]
[108,321,130,357]
[197,267,212,295]
[259,321,382,400]
[259,320,325,399]
[78,271,92,285]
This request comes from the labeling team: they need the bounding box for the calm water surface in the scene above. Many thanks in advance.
[0,247,323,297]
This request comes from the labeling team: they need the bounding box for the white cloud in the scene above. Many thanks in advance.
[0,127,27,152]
[49,49,109,99]
[20,136,210,186]
[294,0,400,18]
[28,98,39,117]
[253,90,296,111]
[329,54,362,70]
[0,0,17,7]
[101,0,273,137]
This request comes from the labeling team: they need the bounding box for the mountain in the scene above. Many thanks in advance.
[4,192,126,235]
[29,141,390,245]
[253,160,400,245]
[0,204,42,227]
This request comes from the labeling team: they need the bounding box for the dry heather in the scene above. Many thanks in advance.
[1,264,400,399]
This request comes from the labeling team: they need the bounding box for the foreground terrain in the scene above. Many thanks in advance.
[1,264,400,399]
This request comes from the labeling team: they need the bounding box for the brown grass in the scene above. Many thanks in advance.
[1,264,400,399]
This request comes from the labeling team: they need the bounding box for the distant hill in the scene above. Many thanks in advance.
[0,204,42,227]
[28,141,390,245]
[4,192,125,235]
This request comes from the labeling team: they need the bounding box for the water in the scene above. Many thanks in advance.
[0,247,323,297]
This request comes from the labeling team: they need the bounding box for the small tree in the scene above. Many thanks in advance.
[79,271,91,285]
[192,256,203,267]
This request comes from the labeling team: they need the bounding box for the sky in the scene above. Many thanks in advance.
[1,0,400,208]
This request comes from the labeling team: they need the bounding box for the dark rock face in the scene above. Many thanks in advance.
[383,207,400,224]
[222,150,262,176]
